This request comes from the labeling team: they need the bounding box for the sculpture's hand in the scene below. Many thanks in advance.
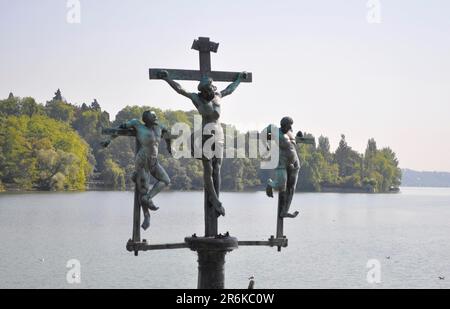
[157,70,169,79]
[238,71,248,80]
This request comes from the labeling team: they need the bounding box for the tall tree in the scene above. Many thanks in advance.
[334,134,361,179]
[90,99,101,110]
[317,135,332,163]
[53,89,63,101]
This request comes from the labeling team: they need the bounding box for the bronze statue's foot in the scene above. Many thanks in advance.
[266,183,274,198]
[212,200,226,216]
[141,215,150,230]
[141,196,159,211]
[208,195,225,216]
[148,200,159,211]
[280,211,299,218]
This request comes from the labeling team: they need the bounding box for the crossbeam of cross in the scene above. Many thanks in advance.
[149,37,253,83]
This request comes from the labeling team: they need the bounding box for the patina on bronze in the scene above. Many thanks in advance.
[264,117,315,251]
[102,111,175,254]
[151,37,251,237]
[104,37,306,289]
[156,70,247,220]
[149,37,252,83]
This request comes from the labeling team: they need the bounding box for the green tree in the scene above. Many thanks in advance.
[90,99,101,110]
[0,93,21,116]
[0,95,43,117]
[0,114,92,190]
[113,106,165,126]
[0,95,403,193]
[21,97,43,117]
[162,157,192,190]
[45,100,76,123]
[371,148,401,192]
[222,158,246,191]
[317,135,332,163]
[53,89,63,101]
[44,89,76,123]
[297,141,322,191]
[101,159,126,190]
[334,134,361,179]
[35,149,79,190]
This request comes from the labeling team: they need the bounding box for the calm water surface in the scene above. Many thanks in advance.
[1,187,449,289]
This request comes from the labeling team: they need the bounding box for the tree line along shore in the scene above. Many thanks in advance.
[0,90,401,193]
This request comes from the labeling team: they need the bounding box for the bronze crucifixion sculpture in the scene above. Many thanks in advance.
[101,37,307,289]
[150,37,252,237]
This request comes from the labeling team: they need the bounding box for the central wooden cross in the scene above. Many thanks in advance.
[149,37,252,83]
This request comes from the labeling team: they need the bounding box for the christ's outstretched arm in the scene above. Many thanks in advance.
[220,72,246,98]
[158,70,193,99]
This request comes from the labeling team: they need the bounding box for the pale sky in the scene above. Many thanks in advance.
[1,0,450,171]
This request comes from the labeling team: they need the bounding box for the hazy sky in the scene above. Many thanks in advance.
[1,0,450,171]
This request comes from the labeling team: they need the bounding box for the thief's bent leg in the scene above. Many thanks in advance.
[266,168,287,198]
[145,162,171,203]
[136,167,152,230]
[281,165,300,218]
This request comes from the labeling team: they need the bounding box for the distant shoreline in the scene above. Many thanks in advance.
[401,169,450,188]
[1,187,403,194]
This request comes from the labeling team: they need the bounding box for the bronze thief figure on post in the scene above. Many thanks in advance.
[264,117,315,250]
[102,111,173,231]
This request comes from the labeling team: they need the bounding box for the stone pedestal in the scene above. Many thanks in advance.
[185,236,238,289]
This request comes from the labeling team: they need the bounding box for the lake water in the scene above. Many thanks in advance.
[0,188,450,289]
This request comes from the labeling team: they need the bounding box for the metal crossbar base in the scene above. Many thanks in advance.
[126,236,288,253]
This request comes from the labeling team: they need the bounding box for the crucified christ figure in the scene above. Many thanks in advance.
[158,70,247,217]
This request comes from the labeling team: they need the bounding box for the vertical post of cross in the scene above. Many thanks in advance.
[132,139,141,256]
[192,37,220,237]
[148,37,253,288]
[192,37,219,75]
[276,195,284,252]
[101,127,141,256]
